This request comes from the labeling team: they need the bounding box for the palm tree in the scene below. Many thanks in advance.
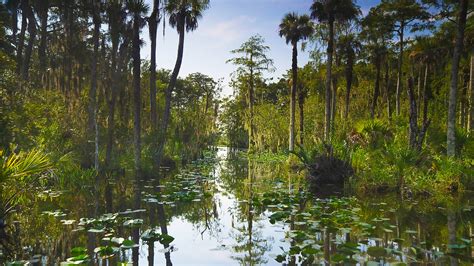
[336,33,360,119]
[105,0,126,169]
[148,0,162,132]
[379,0,429,116]
[127,0,148,178]
[279,12,314,151]
[310,0,360,141]
[127,1,148,263]
[155,0,209,169]
[361,6,393,119]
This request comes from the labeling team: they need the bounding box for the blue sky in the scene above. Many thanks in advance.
[141,0,380,96]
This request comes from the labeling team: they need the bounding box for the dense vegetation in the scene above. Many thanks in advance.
[222,0,474,196]
[0,0,474,265]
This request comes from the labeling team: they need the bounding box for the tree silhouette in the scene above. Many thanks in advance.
[279,13,314,151]
[310,0,360,141]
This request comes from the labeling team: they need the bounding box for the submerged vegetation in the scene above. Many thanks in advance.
[0,0,474,265]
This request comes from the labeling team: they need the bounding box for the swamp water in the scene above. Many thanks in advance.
[5,147,474,265]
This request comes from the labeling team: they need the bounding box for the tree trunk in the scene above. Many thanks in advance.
[64,2,73,103]
[289,43,297,151]
[16,0,27,75]
[447,0,468,157]
[104,25,126,169]
[417,66,422,117]
[331,74,337,132]
[408,78,418,149]
[371,53,381,119]
[149,0,159,132]
[324,19,334,141]
[21,2,36,80]
[422,64,429,126]
[11,3,18,48]
[331,53,340,133]
[396,24,404,116]
[155,22,185,171]
[385,58,391,119]
[344,51,354,119]
[248,57,255,151]
[298,85,304,146]
[132,12,142,179]
[38,0,49,81]
[408,77,430,152]
[460,70,469,128]
[87,4,100,170]
[132,13,143,262]
[469,54,474,132]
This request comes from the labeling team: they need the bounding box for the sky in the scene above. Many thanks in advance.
[140,0,380,97]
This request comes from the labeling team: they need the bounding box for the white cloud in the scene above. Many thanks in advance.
[199,16,257,43]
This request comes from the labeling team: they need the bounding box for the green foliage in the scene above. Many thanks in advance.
[355,119,392,149]
[0,149,51,183]
[0,149,52,217]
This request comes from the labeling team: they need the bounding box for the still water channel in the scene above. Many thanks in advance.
[7,147,474,265]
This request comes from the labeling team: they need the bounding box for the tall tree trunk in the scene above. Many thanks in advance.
[11,3,18,48]
[417,66,422,117]
[131,12,142,264]
[149,0,159,132]
[460,70,469,128]
[385,57,392,119]
[396,24,404,116]
[324,19,334,141]
[38,0,49,82]
[132,12,142,178]
[155,22,185,171]
[447,0,468,157]
[408,77,430,151]
[331,53,340,133]
[298,85,304,145]
[16,0,27,75]
[422,64,429,126]
[289,43,297,151]
[64,2,74,105]
[469,54,474,132]
[371,54,382,119]
[104,25,126,169]
[331,74,337,132]
[408,77,418,149]
[87,4,100,170]
[21,2,36,80]
[248,57,255,151]
[344,51,354,119]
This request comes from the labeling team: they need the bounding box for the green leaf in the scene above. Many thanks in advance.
[158,234,175,245]
[70,247,87,257]
[367,246,387,258]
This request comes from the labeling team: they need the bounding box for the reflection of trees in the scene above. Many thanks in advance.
[356,194,474,264]
[150,176,173,266]
[229,158,272,265]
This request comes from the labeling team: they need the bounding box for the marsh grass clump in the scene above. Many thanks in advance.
[292,144,354,191]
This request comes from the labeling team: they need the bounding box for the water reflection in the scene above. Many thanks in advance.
[229,158,272,265]
[2,147,474,265]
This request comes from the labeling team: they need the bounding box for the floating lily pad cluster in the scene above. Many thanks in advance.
[259,190,471,265]
[142,156,217,205]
